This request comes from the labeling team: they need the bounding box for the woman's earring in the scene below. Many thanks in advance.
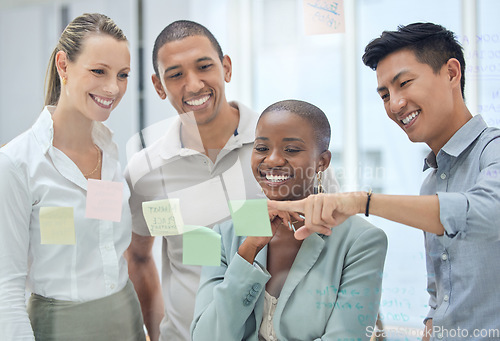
[314,170,324,194]
[62,77,67,85]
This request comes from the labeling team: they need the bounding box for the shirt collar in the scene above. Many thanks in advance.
[423,115,488,171]
[32,106,118,160]
[158,100,258,160]
[32,106,55,154]
[229,101,258,145]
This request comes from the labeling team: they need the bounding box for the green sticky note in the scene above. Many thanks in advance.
[228,199,272,237]
[182,225,221,266]
[39,207,75,245]
[142,199,184,236]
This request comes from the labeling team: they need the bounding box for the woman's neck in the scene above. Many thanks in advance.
[266,223,304,298]
[51,104,95,150]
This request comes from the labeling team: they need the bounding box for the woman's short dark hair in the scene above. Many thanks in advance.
[259,99,331,152]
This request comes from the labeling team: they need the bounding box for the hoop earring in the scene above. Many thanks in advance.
[314,170,324,194]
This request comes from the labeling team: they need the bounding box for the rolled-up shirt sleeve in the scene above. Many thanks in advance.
[0,153,35,340]
[437,138,500,239]
[436,192,468,237]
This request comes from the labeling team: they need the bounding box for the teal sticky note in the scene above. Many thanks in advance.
[228,199,272,237]
[182,226,221,266]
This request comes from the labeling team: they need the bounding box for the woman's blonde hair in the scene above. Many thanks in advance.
[44,13,127,106]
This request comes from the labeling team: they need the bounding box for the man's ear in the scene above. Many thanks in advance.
[222,55,232,83]
[317,150,332,172]
[446,58,462,89]
[151,74,167,100]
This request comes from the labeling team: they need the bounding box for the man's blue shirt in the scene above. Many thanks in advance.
[421,114,500,340]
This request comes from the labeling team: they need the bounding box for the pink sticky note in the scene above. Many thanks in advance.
[303,0,345,35]
[85,179,124,222]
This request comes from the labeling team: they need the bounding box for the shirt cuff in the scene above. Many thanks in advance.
[230,253,271,280]
[437,192,467,237]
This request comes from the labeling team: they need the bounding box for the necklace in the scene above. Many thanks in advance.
[83,144,101,178]
[281,220,302,232]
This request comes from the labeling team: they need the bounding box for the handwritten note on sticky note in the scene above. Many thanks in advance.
[85,179,124,222]
[39,207,75,245]
[142,199,184,236]
[182,225,221,266]
[303,0,345,35]
[229,199,272,237]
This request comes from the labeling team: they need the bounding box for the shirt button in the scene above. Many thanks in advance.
[441,253,448,261]
[443,294,449,302]
[440,173,447,180]
[110,283,115,289]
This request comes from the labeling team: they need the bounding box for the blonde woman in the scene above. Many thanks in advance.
[0,13,145,340]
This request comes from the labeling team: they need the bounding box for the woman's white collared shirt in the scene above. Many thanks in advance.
[0,106,131,340]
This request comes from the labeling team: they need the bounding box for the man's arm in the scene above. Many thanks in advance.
[423,319,433,341]
[366,193,444,235]
[268,193,445,239]
[125,232,164,341]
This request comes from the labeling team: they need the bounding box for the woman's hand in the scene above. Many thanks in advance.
[237,207,302,264]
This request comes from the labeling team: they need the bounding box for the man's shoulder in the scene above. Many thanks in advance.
[475,126,500,169]
[124,138,165,182]
[230,101,258,116]
[473,125,500,158]
[480,125,500,143]
[230,101,259,122]
[125,118,183,178]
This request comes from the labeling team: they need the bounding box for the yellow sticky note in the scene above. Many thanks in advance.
[229,199,272,237]
[142,199,184,236]
[182,225,221,266]
[303,0,345,35]
[39,207,75,245]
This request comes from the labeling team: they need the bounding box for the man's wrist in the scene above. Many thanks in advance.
[365,189,373,217]
[352,191,369,215]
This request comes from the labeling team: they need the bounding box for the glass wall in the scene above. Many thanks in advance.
[1,0,499,339]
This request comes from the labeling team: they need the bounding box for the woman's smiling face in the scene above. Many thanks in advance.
[59,34,130,122]
[252,110,329,201]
